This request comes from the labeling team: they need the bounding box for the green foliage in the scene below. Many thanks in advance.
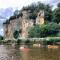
[14,10,23,18]
[14,10,19,16]
[0,36,4,40]
[44,22,59,36]
[28,25,41,38]
[25,40,31,45]
[18,13,23,17]
[9,10,23,20]
[58,3,60,7]
[46,37,60,42]
[9,16,16,20]
[53,3,60,23]
[8,2,60,24]
[7,2,60,38]
[22,2,52,21]
[44,5,53,22]
[13,30,19,39]
[29,13,37,20]
[22,3,37,12]
[8,2,53,21]
[56,32,60,37]
[16,39,22,45]
[28,23,59,38]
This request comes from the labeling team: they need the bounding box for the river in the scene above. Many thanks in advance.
[0,44,60,60]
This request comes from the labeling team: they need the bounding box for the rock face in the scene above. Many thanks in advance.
[21,19,33,38]
[36,10,44,25]
[3,21,12,40]
[3,10,45,40]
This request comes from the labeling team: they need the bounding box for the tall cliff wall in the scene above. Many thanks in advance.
[3,10,45,40]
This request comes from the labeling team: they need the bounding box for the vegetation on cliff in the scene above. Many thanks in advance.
[4,2,60,38]
[26,2,60,37]
[13,30,19,39]
[8,2,60,23]
[0,36,4,40]
[28,23,60,38]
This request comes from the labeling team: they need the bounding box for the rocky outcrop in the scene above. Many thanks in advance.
[36,10,44,25]
[3,10,45,40]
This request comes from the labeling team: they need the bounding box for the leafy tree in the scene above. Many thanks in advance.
[43,22,59,37]
[53,3,60,23]
[0,36,4,40]
[29,13,37,20]
[13,30,19,39]
[44,5,53,22]
[58,3,60,8]
[28,23,59,38]
[22,2,53,21]
[14,10,19,16]
[28,25,41,38]
[8,2,53,21]
[36,2,45,11]
[9,16,16,20]
[17,39,22,45]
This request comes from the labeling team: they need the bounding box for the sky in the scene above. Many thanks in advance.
[0,0,60,9]
[0,0,60,36]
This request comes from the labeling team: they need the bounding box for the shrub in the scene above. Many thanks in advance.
[25,39,31,45]
[16,39,22,45]
[13,30,19,39]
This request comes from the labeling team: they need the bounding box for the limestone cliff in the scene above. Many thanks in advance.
[36,10,44,25]
[3,10,44,40]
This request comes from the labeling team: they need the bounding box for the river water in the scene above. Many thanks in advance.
[0,44,60,60]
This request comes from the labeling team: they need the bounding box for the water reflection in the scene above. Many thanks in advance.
[19,45,30,60]
[0,45,20,60]
[0,44,60,60]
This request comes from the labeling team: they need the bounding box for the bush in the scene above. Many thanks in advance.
[28,23,59,38]
[13,30,19,39]
[0,36,4,40]
[25,39,31,45]
[29,13,37,20]
[46,37,60,45]
[16,39,22,45]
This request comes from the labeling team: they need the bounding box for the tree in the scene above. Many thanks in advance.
[14,10,19,16]
[28,25,41,38]
[21,2,53,21]
[53,3,60,23]
[57,3,60,8]
[0,36,4,40]
[28,23,59,38]
[13,30,19,39]
[43,22,59,37]
[29,13,37,20]
[44,5,53,22]
[9,15,16,20]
